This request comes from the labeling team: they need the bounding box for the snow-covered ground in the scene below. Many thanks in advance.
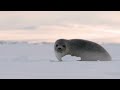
[0,42,120,79]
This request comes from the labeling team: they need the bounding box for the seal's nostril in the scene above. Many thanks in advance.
[58,48,61,50]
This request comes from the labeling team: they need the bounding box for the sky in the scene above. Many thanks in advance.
[0,11,120,43]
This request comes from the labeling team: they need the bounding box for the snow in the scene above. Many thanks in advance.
[0,42,120,79]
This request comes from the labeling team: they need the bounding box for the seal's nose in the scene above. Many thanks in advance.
[58,48,62,50]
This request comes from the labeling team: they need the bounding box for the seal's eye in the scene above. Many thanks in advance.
[56,45,58,47]
[62,45,66,48]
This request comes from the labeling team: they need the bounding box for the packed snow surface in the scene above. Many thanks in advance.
[0,42,120,79]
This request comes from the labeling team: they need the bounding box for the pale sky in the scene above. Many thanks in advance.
[0,11,120,43]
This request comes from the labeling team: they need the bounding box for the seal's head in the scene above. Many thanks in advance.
[54,39,67,53]
[54,39,69,61]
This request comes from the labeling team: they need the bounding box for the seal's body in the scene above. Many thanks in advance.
[54,39,112,61]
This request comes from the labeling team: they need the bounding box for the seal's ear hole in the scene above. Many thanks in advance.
[62,45,66,48]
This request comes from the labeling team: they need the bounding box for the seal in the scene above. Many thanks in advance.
[54,39,112,61]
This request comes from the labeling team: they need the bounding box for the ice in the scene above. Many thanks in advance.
[0,42,120,79]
